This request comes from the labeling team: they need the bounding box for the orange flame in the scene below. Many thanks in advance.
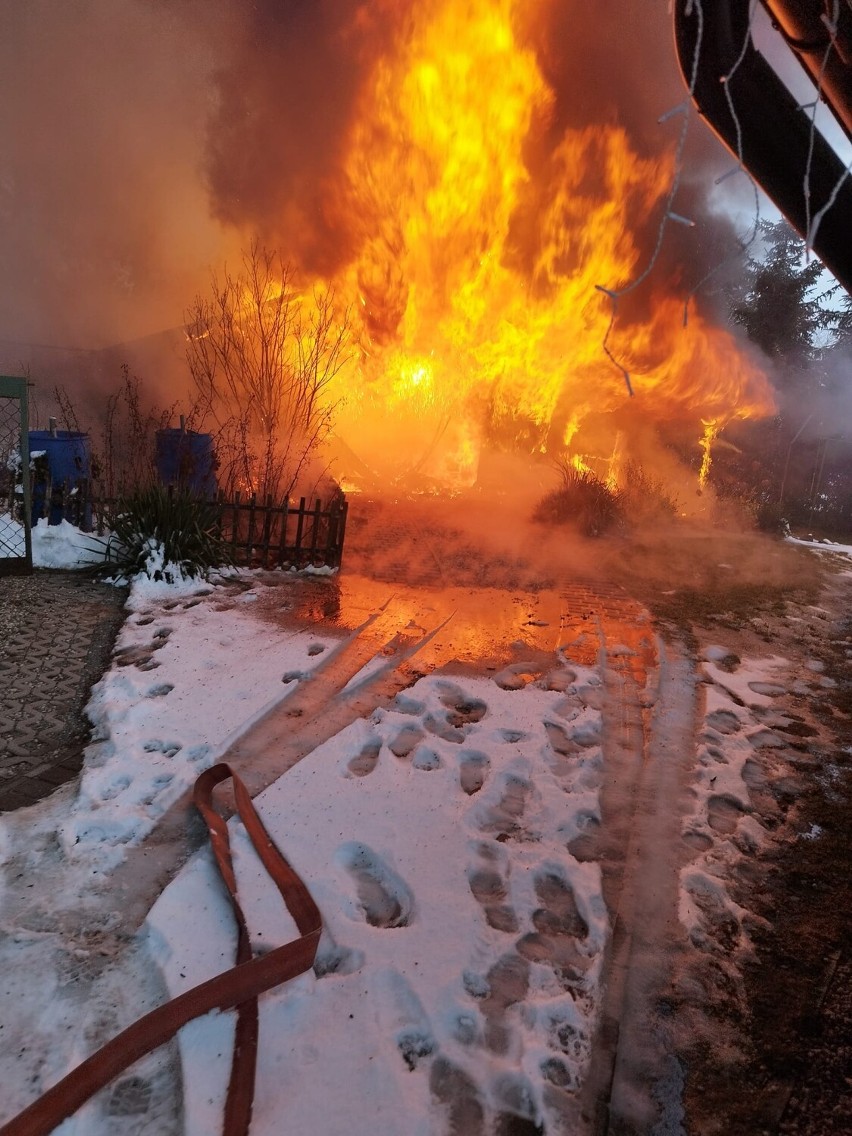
[298,0,776,485]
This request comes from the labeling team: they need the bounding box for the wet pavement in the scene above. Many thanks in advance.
[0,571,128,812]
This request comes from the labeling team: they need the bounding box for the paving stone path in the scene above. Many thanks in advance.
[0,571,127,812]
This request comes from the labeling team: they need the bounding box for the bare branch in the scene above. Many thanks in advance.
[184,243,349,499]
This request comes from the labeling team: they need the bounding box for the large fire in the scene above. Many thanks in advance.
[288,0,776,489]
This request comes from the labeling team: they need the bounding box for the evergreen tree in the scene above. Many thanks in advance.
[729,219,838,362]
[716,220,852,533]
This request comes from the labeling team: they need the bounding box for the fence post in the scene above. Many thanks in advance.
[276,497,290,568]
[231,491,241,561]
[246,494,258,563]
[308,498,322,563]
[294,497,307,567]
[260,494,273,565]
[336,500,349,570]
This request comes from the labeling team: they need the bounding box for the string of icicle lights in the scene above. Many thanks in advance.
[595,0,850,396]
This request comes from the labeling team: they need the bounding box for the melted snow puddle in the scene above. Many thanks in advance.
[146,665,609,1136]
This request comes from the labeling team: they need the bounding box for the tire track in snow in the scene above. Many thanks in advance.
[583,627,700,1135]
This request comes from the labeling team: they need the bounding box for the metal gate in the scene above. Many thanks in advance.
[0,376,32,575]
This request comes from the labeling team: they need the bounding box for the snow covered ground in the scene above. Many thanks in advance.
[0,515,108,569]
[0,527,842,1135]
[149,661,609,1136]
[0,568,611,1135]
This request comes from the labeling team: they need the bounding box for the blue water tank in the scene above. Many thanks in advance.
[155,429,218,497]
[29,430,92,526]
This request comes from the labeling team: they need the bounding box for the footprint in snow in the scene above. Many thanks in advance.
[499,729,527,744]
[545,721,581,767]
[142,740,182,758]
[491,1071,542,1133]
[346,737,382,778]
[748,681,787,697]
[393,694,426,716]
[515,869,589,991]
[477,773,531,841]
[146,683,174,698]
[423,712,465,744]
[540,667,577,692]
[374,968,435,1070]
[682,830,714,853]
[569,718,601,748]
[480,952,530,1055]
[459,750,491,796]
[574,683,603,711]
[707,794,748,835]
[411,745,442,771]
[706,709,742,735]
[107,1074,153,1118]
[493,663,541,691]
[565,812,602,863]
[98,774,131,802]
[337,842,413,928]
[439,684,488,727]
[467,844,518,933]
[312,931,364,978]
[430,1056,485,1136]
[388,724,424,759]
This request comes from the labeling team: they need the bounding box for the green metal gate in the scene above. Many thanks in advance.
[0,376,32,575]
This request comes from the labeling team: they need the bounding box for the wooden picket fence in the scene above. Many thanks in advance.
[215,490,348,570]
[30,479,349,571]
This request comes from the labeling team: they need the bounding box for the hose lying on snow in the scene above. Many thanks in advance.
[0,763,323,1136]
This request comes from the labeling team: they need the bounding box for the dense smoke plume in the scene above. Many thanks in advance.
[206,0,739,306]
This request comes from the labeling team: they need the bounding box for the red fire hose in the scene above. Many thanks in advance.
[0,763,323,1136]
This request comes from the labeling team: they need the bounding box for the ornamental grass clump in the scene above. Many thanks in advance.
[533,463,623,537]
[105,485,229,582]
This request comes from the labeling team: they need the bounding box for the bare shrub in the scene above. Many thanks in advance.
[95,366,189,498]
[619,460,680,524]
[52,367,204,505]
[185,242,351,501]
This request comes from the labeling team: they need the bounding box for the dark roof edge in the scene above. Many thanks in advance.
[673,0,852,294]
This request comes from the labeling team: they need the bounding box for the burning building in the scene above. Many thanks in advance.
[1,1,779,499]
[205,0,775,495]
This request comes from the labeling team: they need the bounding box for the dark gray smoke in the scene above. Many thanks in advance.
[205,0,404,276]
[204,0,747,329]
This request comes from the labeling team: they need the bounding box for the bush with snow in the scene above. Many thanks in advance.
[105,485,230,582]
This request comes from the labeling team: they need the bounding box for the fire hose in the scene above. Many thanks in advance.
[0,764,323,1136]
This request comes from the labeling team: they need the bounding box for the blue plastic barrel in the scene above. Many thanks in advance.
[29,430,92,527]
[155,429,217,497]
